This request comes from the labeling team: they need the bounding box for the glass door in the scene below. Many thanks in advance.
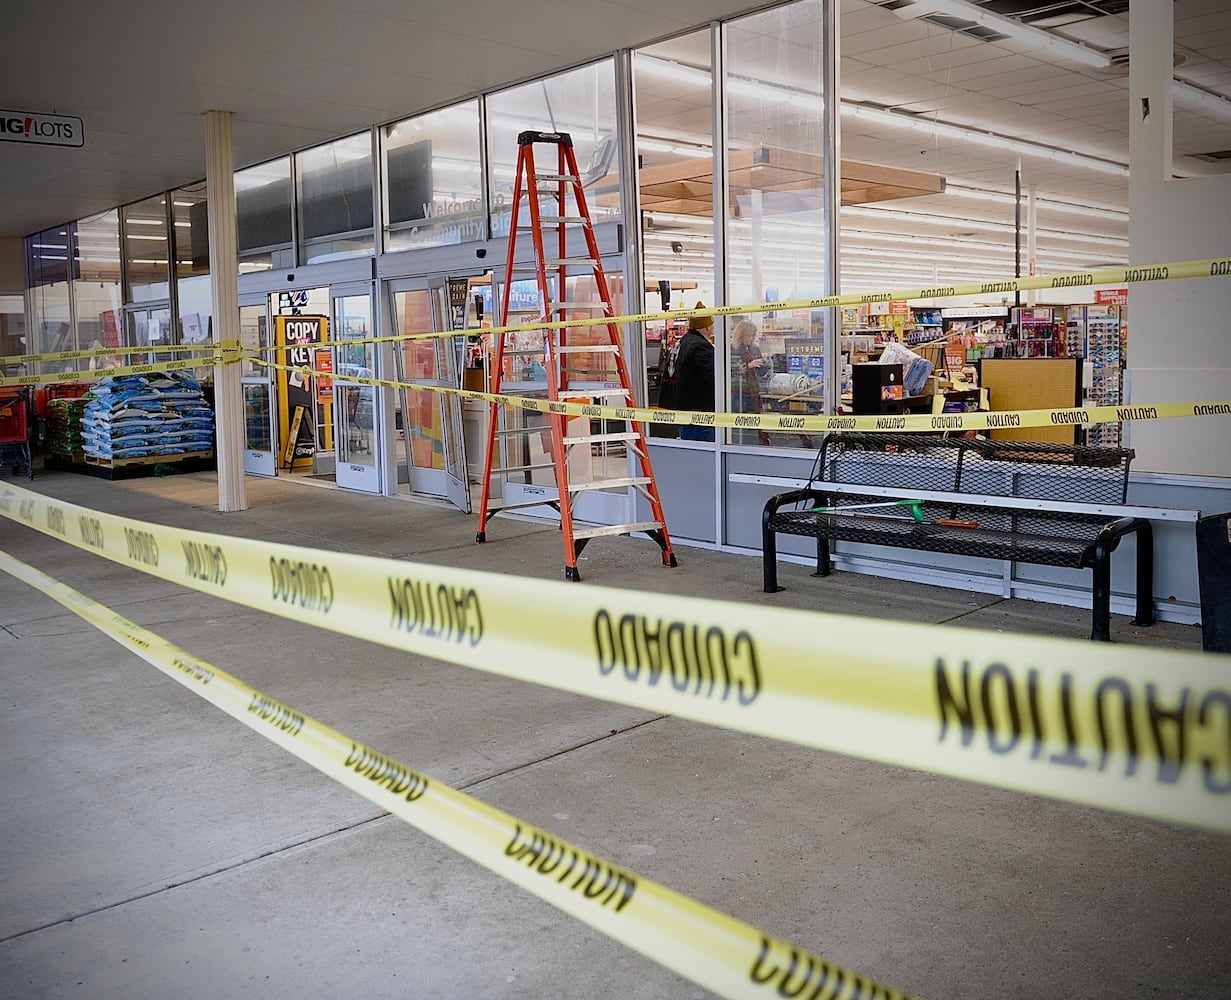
[330,286,381,493]
[386,275,474,512]
[240,297,277,477]
[122,301,172,366]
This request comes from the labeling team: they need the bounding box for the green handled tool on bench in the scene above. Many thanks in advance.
[810,499,925,521]
[809,499,979,528]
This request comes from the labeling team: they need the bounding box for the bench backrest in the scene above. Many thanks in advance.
[818,433,1134,504]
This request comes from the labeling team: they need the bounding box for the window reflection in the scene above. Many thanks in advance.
[486,60,620,243]
[725,0,828,445]
[385,102,484,252]
[237,158,293,272]
[299,133,374,263]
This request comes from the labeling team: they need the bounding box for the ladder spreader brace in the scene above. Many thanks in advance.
[474,130,678,581]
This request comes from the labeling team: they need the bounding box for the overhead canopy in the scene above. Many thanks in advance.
[637,146,945,217]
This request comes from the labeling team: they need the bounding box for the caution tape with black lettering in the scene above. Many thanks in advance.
[241,255,1231,348]
[0,342,222,368]
[0,549,907,1000]
[2,482,1227,834]
[0,353,219,389]
[250,354,1231,434]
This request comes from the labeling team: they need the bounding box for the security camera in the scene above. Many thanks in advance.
[670,241,683,254]
[476,248,487,259]
[287,273,295,282]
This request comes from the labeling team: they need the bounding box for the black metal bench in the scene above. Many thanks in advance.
[761,432,1155,641]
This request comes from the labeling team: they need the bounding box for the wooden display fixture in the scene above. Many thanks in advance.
[978,358,1081,444]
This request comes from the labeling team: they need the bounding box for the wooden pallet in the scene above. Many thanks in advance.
[84,451,214,469]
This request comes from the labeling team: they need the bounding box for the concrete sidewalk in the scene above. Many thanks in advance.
[0,469,1225,1000]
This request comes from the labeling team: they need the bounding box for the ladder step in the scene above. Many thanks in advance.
[520,216,587,226]
[545,257,598,268]
[548,301,610,311]
[486,498,559,514]
[571,521,664,541]
[531,173,578,184]
[568,476,651,492]
[564,431,639,446]
[492,461,556,474]
[557,344,619,353]
[566,387,629,398]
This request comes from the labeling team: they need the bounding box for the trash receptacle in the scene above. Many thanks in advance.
[1197,511,1231,654]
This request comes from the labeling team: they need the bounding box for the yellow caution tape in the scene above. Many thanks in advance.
[0,355,217,389]
[1,253,1226,387]
[2,482,1227,834]
[252,355,1231,434]
[246,255,1231,347]
[0,342,219,368]
[0,549,910,1000]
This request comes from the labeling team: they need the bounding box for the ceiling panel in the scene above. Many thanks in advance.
[0,0,1228,298]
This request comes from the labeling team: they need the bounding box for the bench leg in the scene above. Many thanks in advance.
[812,536,832,578]
[1131,521,1156,627]
[762,527,783,593]
[1090,553,1112,642]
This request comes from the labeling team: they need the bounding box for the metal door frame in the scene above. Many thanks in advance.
[329,281,383,493]
[239,293,277,476]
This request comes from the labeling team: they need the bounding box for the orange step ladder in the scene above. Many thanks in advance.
[475,130,677,581]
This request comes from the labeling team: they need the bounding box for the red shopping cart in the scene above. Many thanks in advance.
[0,386,35,479]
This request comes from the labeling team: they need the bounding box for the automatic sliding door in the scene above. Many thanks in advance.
[386,278,472,512]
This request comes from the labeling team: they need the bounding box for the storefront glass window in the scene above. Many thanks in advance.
[384,101,484,252]
[171,183,215,375]
[237,157,293,272]
[26,225,75,375]
[486,59,620,242]
[72,210,124,371]
[0,294,27,378]
[725,0,828,446]
[123,194,172,304]
[632,31,715,431]
[298,132,374,263]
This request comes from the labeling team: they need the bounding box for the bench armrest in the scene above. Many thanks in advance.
[1097,515,1147,547]
[762,487,826,521]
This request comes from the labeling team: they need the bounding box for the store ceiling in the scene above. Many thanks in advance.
[2,0,1229,290]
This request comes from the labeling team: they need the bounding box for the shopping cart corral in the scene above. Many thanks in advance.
[0,386,36,479]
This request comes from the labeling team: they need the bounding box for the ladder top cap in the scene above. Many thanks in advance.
[518,129,573,146]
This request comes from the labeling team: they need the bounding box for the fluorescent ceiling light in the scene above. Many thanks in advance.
[944,184,1130,221]
[638,137,711,159]
[637,55,820,108]
[842,205,1129,247]
[636,57,710,88]
[1172,78,1231,120]
[841,102,1130,176]
[893,0,1111,69]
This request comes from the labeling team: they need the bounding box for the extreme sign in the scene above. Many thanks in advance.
[0,109,84,148]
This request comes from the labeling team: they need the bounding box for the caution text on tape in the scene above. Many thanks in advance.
[0,548,912,1000]
[2,482,1227,834]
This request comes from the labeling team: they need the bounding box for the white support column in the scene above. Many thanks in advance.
[1128,5,1171,187]
[1126,4,1231,476]
[205,109,248,512]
